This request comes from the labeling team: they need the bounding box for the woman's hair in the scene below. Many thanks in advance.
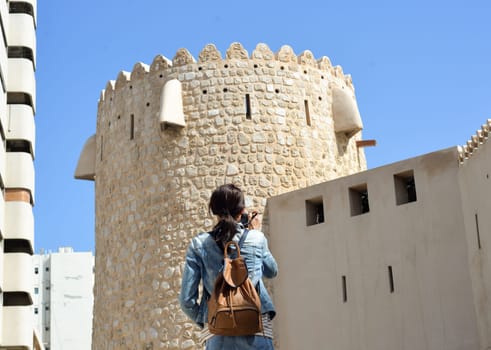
[209,184,245,248]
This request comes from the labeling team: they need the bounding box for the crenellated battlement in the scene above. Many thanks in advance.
[98,42,354,104]
[458,119,491,163]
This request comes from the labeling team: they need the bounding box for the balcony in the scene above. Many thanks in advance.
[3,252,33,293]
[5,152,34,203]
[4,201,33,243]
[7,58,36,111]
[8,14,36,67]
[7,104,35,157]
[2,306,33,348]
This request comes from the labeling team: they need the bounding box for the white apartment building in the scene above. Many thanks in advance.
[33,248,94,350]
[0,0,39,349]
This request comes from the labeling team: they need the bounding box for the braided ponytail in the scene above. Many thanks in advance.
[209,184,245,248]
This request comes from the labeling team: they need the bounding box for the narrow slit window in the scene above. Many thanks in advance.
[394,170,417,205]
[349,183,370,216]
[342,276,347,303]
[130,114,135,140]
[305,196,324,226]
[304,100,311,126]
[245,94,251,119]
[388,266,395,293]
[475,213,482,250]
[100,136,103,161]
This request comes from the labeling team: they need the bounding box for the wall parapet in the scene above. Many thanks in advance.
[458,119,491,164]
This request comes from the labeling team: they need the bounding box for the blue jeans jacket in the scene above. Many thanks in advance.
[179,225,278,328]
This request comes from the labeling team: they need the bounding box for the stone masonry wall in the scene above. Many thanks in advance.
[92,42,367,349]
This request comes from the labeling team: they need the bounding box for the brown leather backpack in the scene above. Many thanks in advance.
[207,231,263,336]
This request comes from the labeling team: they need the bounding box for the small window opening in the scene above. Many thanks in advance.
[280,66,285,70]
[7,92,33,108]
[203,90,207,94]
[146,102,150,107]
[34,307,38,314]
[6,139,32,154]
[275,89,279,94]
[253,64,258,68]
[245,94,251,120]
[4,239,33,254]
[9,2,35,16]
[3,292,32,306]
[305,196,324,226]
[130,114,134,140]
[304,100,311,126]
[349,184,370,216]
[388,266,395,293]
[34,287,38,294]
[34,267,38,274]
[223,88,228,93]
[475,213,482,250]
[394,170,417,205]
[342,276,347,303]
[100,136,103,161]
[8,46,34,63]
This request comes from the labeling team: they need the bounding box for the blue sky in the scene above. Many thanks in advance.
[34,0,491,252]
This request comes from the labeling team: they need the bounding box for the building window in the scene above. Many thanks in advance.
[34,307,38,314]
[8,46,34,63]
[35,267,39,274]
[34,287,39,294]
[305,196,324,226]
[349,183,370,216]
[9,2,35,17]
[394,170,417,205]
[7,92,34,108]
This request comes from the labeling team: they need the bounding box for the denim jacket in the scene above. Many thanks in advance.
[179,224,278,328]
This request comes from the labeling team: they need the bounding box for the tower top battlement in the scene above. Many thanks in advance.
[98,42,355,104]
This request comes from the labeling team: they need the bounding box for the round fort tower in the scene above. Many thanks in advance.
[75,42,367,349]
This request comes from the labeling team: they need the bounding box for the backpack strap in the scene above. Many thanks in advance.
[238,229,249,249]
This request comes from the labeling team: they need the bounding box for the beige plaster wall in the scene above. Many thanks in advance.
[459,131,491,349]
[268,147,480,350]
[91,43,366,349]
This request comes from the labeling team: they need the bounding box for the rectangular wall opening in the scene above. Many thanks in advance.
[475,213,482,250]
[245,94,251,119]
[394,170,417,205]
[100,136,103,161]
[304,100,311,126]
[130,114,135,140]
[305,196,324,226]
[342,276,347,303]
[349,183,370,216]
[388,266,395,293]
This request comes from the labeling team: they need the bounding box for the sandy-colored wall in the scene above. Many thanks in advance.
[91,43,366,349]
[269,147,479,350]
[459,129,491,349]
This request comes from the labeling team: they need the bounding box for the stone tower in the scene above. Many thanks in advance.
[75,42,367,349]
